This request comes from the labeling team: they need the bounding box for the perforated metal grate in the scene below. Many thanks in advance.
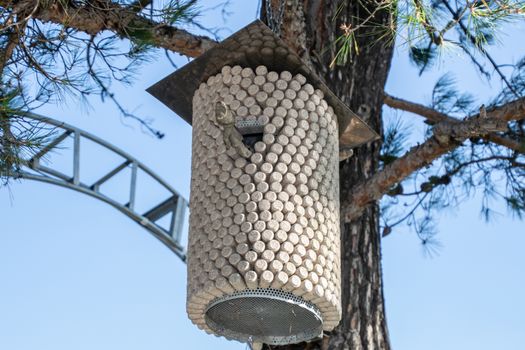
[235,119,265,135]
[204,288,323,345]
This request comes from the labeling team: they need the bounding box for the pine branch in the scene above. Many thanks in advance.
[343,97,525,223]
[384,93,525,154]
[128,0,153,13]
[0,0,217,58]
[0,14,27,74]
[441,0,520,98]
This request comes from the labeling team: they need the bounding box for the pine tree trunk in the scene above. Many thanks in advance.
[261,1,394,349]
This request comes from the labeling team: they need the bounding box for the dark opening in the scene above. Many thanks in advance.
[241,133,264,150]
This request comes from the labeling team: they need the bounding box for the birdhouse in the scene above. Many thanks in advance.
[147,20,378,346]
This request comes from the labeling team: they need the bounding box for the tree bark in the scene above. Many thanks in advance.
[261,1,394,349]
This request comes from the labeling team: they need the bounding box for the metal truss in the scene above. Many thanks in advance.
[8,113,188,262]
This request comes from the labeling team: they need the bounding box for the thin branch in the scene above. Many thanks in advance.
[1,0,218,58]
[441,0,520,98]
[128,0,153,13]
[384,93,525,153]
[344,97,525,223]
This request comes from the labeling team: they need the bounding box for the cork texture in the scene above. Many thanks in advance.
[186,65,342,334]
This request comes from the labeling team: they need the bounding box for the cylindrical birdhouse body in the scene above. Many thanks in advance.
[147,20,379,347]
[186,65,342,344]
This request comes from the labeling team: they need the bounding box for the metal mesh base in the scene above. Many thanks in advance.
[204,288,323,345]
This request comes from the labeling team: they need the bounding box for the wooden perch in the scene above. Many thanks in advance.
[343,97,525,223]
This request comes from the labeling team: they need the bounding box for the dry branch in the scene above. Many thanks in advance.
[384,94,525,154]
[0,0,218,58]
[343,97,525,223]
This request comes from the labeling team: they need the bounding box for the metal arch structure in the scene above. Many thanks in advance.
[8,113,188,262]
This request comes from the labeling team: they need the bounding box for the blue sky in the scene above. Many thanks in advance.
[1,1,524,349]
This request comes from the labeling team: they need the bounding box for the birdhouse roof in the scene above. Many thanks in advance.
[147,20,379,148]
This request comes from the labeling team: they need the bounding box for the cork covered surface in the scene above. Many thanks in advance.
[186,66,342,338]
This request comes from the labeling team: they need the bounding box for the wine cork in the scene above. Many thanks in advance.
[245,163,257,175]
[297,266,309,280]
[231,65,242,75]
[252,74,267,89]
[241,78,252,90]
[254,259,268,273]
[246,211,259,224]
[266,97,278,108]
[280,71,292,81]
[275,106,287,118]
[235,231,247,243]
[261,229,274,242]
[245,201,257,212]
[248,84,259,96]
[280,153,292,165]
[262,250,275,262]
[254,220,266,232]
[280,220,292,232]
[233,213,245,225]
[256,65,268,76]
[283,173,296,184]
[267,219,279,232]
[275,162,288,175]
[253,171,266,183]
[254,141,266,153]
[287,232,299,245]
[257,181,269,193]
[277,191,289,202]
[290,254,302,267]
[283,275,301,292]
[272,90,285,101]
[281,96,293,110]
[267,71,279,82]
[237,105,248,117]
[282,241,294,254]
[264,190,277,201]
[230,99,241,111]
[229,273,247,291]
[232,185,243,197]
[215,277,235,294]
[238,192,250,204]
[236,243,249,255]
[245,270,258,289]
[259,270,274,288]
[268,259,284,273]
[270,271,289,289]
[250,152,264,165]
[275,230,288,243]
[209,249,220,261]
[221,264,234,278]
[248,230,261,242]
[245,250,258,263]
[264,123,277,134]
[256,91,269,103]
[262,82,275,94]
[270,181,282,193]
[253,240,266,253]
[241,67,254,78]
[284,89,296,100]
[282,125,294,137]
[263,134,275,145]
[272,116,285,128]
[229,253,241,266]
[258,210,270,223]
[221,65,232,75]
